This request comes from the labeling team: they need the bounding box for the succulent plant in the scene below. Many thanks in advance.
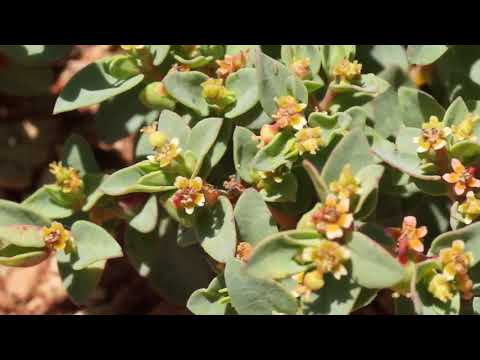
[5,44,480,315]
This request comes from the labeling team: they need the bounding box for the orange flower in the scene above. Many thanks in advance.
[271,96,307,131]
[385,216,427,264]
[290,58,311,79]
[311,194,353,240]
[442,159,480,196]
[216,51,248,79]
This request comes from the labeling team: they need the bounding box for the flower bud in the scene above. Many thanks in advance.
[259,124,279,146]
[148,131,168,149]
[303,271,325,291]
[139,82,176,111]
[108,55,141,80]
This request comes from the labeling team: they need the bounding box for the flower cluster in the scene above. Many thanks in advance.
[329,164,361,199]
[292,240,351,300]
[333,59,362,83]
[42,222,74,252]
[201,78,236,110]
[216,50,248,79]
[172,176,206,215]
[271,96,307,131]
[386,216,427,265]
[428,240,474,302]
[49,161,83,194]
[141,123,182,168]
[451,113,479,143]
[294,127,324,155]
[413,116,451,153]
[290,58,311,80]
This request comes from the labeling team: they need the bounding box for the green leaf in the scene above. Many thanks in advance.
[0,199,50,226]
[245,230,319,280]
[234,189,278,246]
[101,161,176,196]
[53,57,145,114]
[124,219,213,305]
[225,68,259,119]
[63,134,100,176]
[0,246,49,267]
[163,71,209,116]
[187,117,224,177]
[0,224,45,248]
[371,134,441,181]
[57,250,106,306]
[251,131,293,172]
[444,96,469,127]
[347,231,405,289]
[187,275,234,315]
[281,45,321,75]
[22,187,74,219]
[95,87,159,144]
[70,220,123,271]
[198,119,233,178]
[370,87,403,138]
[194,196,236,263]
[233,126,258,183]
[260,172,298,203]
[398,87,445,128]
[156,109,191,149]
[321,129,375,185]
[355,164,384,216]
[82,174,106,212]
[318,45,356,79]
[129,195,158,234]
[147,45,171,66]
[302,160,328,202]
[302,267,361,315]
[429,222,480,267]
[225,258,298,315]
[256,50,308,115]
[352,288,379,312]
[407,45,449,65]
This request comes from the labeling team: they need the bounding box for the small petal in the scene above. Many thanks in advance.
[442,173,459,184]
[455,182,467,196]
[338,213,354,229]
[326,224,343,240]
[185,206,195,215]
[408,237,424,253]
[433,139,447,150]
[451,158,464,173]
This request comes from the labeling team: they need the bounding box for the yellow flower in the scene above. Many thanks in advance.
[292,240,350,299]
[147,138,182,168]
[290,58,311,80]
[49,162,83,194]
[172,176,206,215]
[216,50,248,79]
[42,222,73,252]
[452,113,479,143]
[439,240,474,281]
[201,78,236,109]
[272,96,307,131]
[295,127,324,155]
[428,240,475,302]
[413,116,451,153]
[442,158,480,196]
[329,164,362,199]
[428,273,454,303]
[458,191,480,224]
[333,59,362,83]
[291,272,313,300]
[311,194,354,240]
